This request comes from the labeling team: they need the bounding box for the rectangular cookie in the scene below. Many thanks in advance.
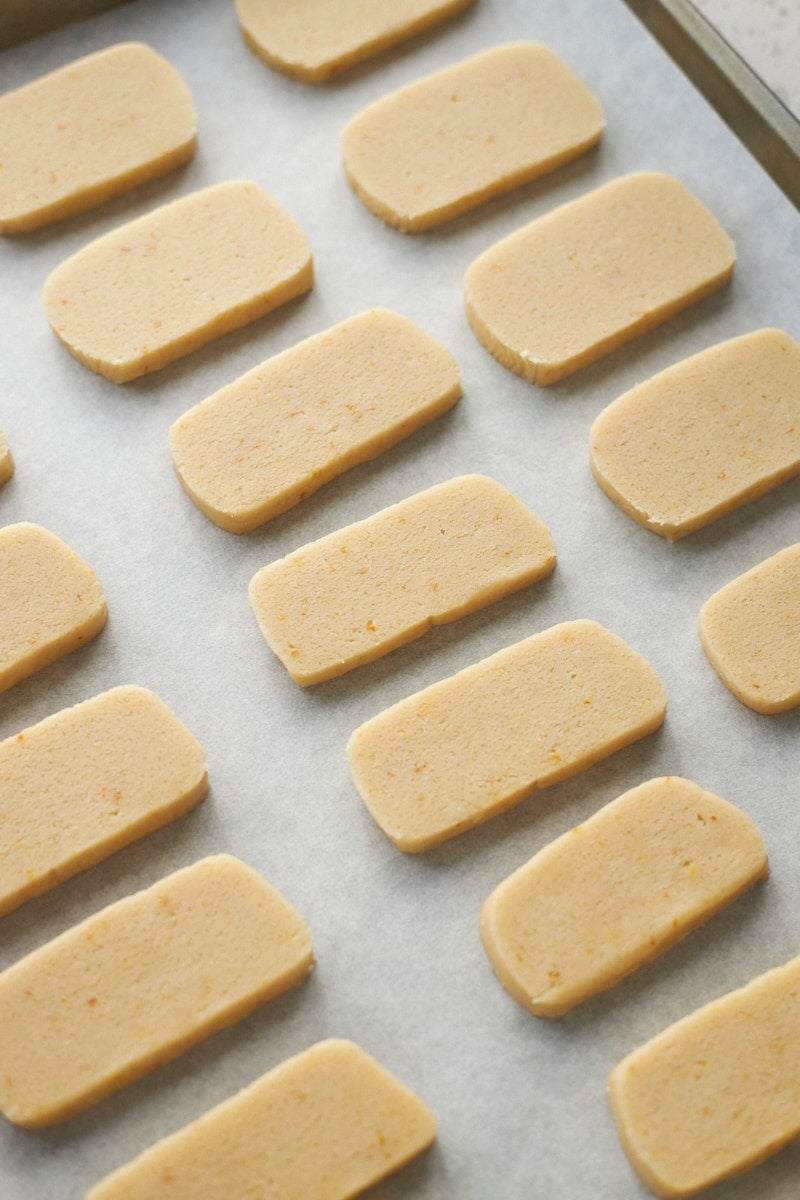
[464,171,735,385]
[87,1039,436,1200]
[169,308,461,532]
[0,522,107,693]
[249,475,556,684]
[342,43,603,231]
[0,42,196,234]
[348,619,667,850]
[0,686,208,918]
[480,776,767,1017]
[0,855,312,1127]
[43,180,313,382]
[609,954,800,1196]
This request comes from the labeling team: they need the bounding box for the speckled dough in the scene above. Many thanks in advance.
[609,954,800,1197]
[464,171,735,385]
[480,776,767,1017]
[87,1039,436,1200]
[0,522,107,694]
[699,543,800,713]
[0,42,196,234]
[0,855,312,1127]
[590,329,800,540]
[43,180,313,382]
[348,619,667,851]
[236,0,475,82]
[170,308,461,532]
[0,428,12,485]
[250,475,556,685]
[342,43,604,232]
[0,686,208,918]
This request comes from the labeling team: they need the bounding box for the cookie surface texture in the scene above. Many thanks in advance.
[0,42,196,234]
[0,855,312,1126]
[249,475,556,685]
[87,1038,436,1200]
[591,329,800,539]
[0,428,12,485]
[43,180,313,382]
[464,171,735,385]
[170,308,461,532]
[342,42,604,231]
[480,776,767,1017]
[0,522,107,693]
[348,619,667,850]
[0,686,208,918]
[699,543,800,713]
[237,0,474,82]
[609,954,800,1197]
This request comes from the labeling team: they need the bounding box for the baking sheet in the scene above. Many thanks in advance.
[1,1,799,1197]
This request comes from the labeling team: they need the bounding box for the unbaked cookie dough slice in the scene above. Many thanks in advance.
[87,1038,436,1200]
[170,308,461,532]
[609,954,800,1197]
[44,180,313,382]
[590,329,800,540]
[0,855,312,1127]
[0,522,107,694]
[464,172,735,385]
[348,619,667,851]
[0,42,196,235]
[342,43,604,232]
[481,776,767,1018]
[0,428,12,485]
[699,543,800,713]
[237,0,474,82]
[250,475,556,685]
[0,686,208,918]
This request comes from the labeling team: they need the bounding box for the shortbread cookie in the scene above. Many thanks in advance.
[250,475,556,685]
[609,954,800,1197]
[0,43,196,235]
[0,428,12,485]
[699,543,800,713]
[0,522,107,694]
[348,619,666,851]
[170,309,461,532]
[87,1038,436,1200]
[342,43,604,232]
[44,180,313,382]
[0,686,208,918]
[481,776,767,1018]
[464,172,735,385]
[0,855,312,1127]
[237,0,474,83]
[590,329,800,540]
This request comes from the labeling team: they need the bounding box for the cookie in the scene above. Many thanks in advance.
[0,428,12,485]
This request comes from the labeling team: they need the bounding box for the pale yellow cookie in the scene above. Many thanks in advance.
[170,308,461,532]
[237,0,475,83]
[342,43,604,232]
[0,427,12,485]
[0,855,312,1127]
[250,475,556,685]
[609,954,800,1197]
[590,329,800,540]
[348,619,667,851]
[44,180,313,383]
[0,42,196,235]
[481,776,767,1018]
[0,686,208,918]
[699,543,800,713]
[464,172,735,385]
[0,522,107,694]
[87,1038,436,1200]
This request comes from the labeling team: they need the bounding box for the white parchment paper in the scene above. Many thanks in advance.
[1,1,799,1197]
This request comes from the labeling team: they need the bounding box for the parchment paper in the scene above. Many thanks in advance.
[1,1,799,1197]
